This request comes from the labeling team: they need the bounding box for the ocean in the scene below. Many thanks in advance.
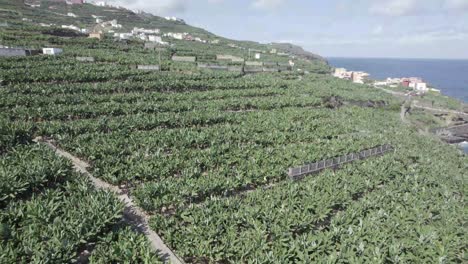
[327,57,468,103]
[460,142,468,154]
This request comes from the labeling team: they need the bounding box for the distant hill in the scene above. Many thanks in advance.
[1,0,327,66]
[270,43,327,63]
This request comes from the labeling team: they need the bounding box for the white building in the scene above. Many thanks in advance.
[386,78,402,85]
[61,25,80,31]
[165,32,186,40]
[43,48,63,55]
[132,27,160,34]
[109,20,122,28]
[67,13,77,17]
[352,71,370,84]
[255,53,261,59]
[333,68,348,78]
[148,35,161,42]
[92,1,106,6]
[164,16,184,23]
[410,82,428,92]
[148,35,167,44]
[374,81,388,86]
[114,33,133,40]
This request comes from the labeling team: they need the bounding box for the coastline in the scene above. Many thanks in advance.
[327,57,468,103]
[329,61,468,154]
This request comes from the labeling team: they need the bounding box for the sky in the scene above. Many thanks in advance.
[109,0,468,59]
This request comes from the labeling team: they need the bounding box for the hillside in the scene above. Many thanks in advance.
[0,1,466,263]
[270,42,327,62]
[0,0,326,65]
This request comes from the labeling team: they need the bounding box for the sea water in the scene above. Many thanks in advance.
[459,142,468,154]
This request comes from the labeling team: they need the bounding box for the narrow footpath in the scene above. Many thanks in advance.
[412,101,468,116]
[34,137,184,264]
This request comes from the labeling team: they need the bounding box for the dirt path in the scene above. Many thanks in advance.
[34,137,184,264]
[412,101,468,116]
[375,86,407,97]
[400,97,411,124]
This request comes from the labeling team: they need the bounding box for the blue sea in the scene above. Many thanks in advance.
[327,57,468,103]
[460,142,468,154]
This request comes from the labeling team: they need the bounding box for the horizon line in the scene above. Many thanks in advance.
[325,56,468,60]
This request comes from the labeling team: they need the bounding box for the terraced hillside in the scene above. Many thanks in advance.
[1,2,467,263]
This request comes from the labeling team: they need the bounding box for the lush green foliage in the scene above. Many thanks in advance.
[89,226,163,264]
[0,145,71,207]
[0,157,124,263]
[151,134,467,262]
[0,13,466,263]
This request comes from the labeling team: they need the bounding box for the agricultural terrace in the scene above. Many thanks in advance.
[1,18,467,263]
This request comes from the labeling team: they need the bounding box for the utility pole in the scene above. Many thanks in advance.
[156,47,165,72]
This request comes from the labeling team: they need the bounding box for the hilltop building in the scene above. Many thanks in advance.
[88,32,103,40]
[164,16,185,23]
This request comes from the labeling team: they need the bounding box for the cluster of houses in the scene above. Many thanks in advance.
[375,77,436,93]
[333,68,370,84]
[333,67,438,94]
[162,32,209,43]
[112,27,168,44]
[164,17,185,23]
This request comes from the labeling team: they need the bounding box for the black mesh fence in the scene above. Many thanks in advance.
[288,145,394,181]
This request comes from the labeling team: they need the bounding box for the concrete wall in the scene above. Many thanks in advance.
[144,42,158,49]
[198,64,228,71]
[245,61,263,66]
[0,48,27,57]
[76,57,95,62]
[228,66,243,72]
[137,65,160,71]
[244,66,263,73]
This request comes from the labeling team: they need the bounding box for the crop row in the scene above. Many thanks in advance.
[0,145,72,207]
[6,94,324,121]
[0,86,284,109]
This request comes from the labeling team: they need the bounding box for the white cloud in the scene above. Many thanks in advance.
[397,29,468,44]
[444,0,468,10]
[372,25,384,35]
[110,0,189,15]
[252,0,285,10]
[369,0,420,16]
